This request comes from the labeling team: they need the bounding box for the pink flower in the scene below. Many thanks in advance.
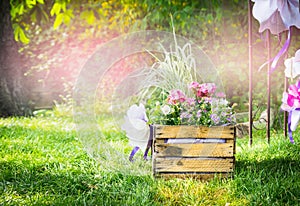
[281,81,300,133]
[287,84,300,108]
[188,81,200,90]
[196,83,216,98]
[167,89,186,105]
[203,83,216,94]
[186,97,195,106]
[216,92,226,98]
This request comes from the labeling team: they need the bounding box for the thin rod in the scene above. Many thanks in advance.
[284,30,289,138]
[248,0,253,146]
[267,30,271,144]
[284,77,288,137]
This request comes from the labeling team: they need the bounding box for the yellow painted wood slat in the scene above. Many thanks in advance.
[154,158,234,173]
[154,143,234,157]
[154,125,235,139]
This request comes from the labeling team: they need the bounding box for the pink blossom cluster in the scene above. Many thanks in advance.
[167,82,218,105]
[286,84,300,109]
[153,81,234,126]
[282,82,300,111]
[167,89,186,105]
[188,82,216,98]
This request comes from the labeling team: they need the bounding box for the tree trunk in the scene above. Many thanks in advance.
[0,0,31,117]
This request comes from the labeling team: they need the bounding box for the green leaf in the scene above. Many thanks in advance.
[37,0,44,4]
[63,13,71,26]
[13,24,30,44]
[26,0,36,9]
[80,10,95,25]
[53,13,63,29]
[13,24,20,42]
[61,1,67,12]
[11,3,25,18]
[19,4,24,15]
[40,6,49,22]
[19,28,30,44]
[31,9,37,22]
[50,2,61,16]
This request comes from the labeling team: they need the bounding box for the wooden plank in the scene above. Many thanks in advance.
[154,143,234,157]
[154,158,234,173]
[155,173,232,180]
[154,125,235,139]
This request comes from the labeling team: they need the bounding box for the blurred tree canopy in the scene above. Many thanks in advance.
[1,0,299,116]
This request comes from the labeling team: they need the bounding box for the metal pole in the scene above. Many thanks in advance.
[284,77,288,137]
[284,30,289,138]
[267,30,271,144]
[248,0,253,146]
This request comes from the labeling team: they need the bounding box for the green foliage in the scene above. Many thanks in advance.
[10,0,298,123]
[139,41,198,98]
[12,24,30,44]
[10,0,48,44]
[50,1,74,29]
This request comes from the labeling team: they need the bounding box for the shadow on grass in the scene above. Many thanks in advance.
[0,160,156,205]
[234,156,300,205]
[0,123,155,205]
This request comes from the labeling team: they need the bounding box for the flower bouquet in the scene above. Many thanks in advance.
[118,31,237,179]
[147,81,234,126]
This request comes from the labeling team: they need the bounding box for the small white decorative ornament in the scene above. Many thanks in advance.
[121,103,150,151]
[284,49,300,79]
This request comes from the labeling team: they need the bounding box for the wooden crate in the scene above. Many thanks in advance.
[152,125,236,180]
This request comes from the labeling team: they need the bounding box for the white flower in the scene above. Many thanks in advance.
[218,98,229,106]
[290,110,300,131]
[161,105,171,115]
[252,0,300,35]
[284,49,300,79]
[211,98,228,109]
[121,103,150,151]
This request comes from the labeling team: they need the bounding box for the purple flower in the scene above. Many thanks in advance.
[196,110,202,118]
[180,112,192,119]
[210,113,220,124]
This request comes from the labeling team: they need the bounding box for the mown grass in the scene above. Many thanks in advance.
[0,113,299,205]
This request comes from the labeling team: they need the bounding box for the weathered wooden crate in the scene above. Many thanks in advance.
[152,125,236,180]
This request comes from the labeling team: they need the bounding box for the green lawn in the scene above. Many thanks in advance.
[0,113,299,205]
